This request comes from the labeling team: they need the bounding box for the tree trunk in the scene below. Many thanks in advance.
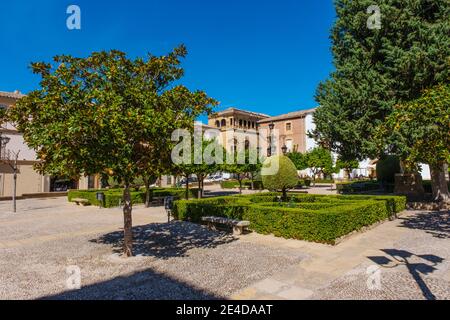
[282,188,287,201]
[185,176,189,200]
[201,178,205,197]
[144,181,152,208]
[238,176,243,194]
[122,185,133,257]
[173,175,178,188]
[430,163,449,203]
[197,175,203,199]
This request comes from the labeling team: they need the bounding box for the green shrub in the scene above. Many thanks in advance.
[261,155,299,198]
[68,188,200,208]
[172,192,406,244]
[336,181,381,194]
[220,180,264,190]
[376,155,401,183]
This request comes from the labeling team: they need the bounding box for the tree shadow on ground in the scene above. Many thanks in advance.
[398,210,449,239]
[368,249,444,300]
[91,221,237,259]
[40,267,221,300]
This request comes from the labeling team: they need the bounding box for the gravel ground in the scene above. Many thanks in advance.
[0,198,305,300]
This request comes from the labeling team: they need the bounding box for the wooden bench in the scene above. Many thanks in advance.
[201,216,250,235]
[72,198,91,206]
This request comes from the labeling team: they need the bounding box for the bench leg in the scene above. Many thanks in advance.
[233,226,244,235]
[207,222,217,231]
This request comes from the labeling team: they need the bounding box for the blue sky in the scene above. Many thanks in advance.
[0,0,336,121]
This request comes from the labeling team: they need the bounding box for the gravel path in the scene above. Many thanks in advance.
[0,198,305,300]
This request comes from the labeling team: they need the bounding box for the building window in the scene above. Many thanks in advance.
[221,119,226,127]
[252,122,255,129]
[215,120,220,127]
[230,118,233,126]
[239,119,242,127]
[286,122,292,131]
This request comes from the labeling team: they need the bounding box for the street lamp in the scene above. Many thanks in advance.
[267,122,275,157]
[0,135,11,158]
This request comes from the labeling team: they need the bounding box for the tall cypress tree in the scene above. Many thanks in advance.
[313,0,449,163]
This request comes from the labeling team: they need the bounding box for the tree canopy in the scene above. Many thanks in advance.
[312,0,450,161]
[379,83,450,200]
[261,155,299,199]
[9,46,217,255]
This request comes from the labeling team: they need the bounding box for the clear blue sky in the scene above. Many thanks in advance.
[0,0,335,121]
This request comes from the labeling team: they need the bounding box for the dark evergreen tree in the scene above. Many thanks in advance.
[313,0,449,163]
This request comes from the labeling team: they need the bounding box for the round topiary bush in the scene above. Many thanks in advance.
[376,155,401,183]
[261,155,299,199]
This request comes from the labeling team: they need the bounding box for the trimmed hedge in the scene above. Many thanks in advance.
[336,181,382,194]
[68,188,200,208]
[172,193,406,244]
[220,180,264,190]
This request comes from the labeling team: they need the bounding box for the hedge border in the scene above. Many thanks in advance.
[172,193,406,244]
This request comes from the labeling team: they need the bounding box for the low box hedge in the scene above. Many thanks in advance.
[220,180,264,190]
[172,192,406,244]
[68,188,200,208]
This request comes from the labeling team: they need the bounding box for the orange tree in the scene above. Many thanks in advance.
[9,46,216,256]
[380,83,450,202]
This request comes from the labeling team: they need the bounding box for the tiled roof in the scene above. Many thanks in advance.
[258,108,317,123]
[212,107,270,118]
[0,91,25,99]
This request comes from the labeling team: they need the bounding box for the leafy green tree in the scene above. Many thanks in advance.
[287,152,309,171]
[306,147,334,185]
[312,0,450,163]
[172,134,226,199]
[225,149,251,194]
[245,148,264,190]
[336,156,360,180]
[9,46,216,256]
[191,138,224,198]
[380,84,450,202]
[261,155,299,200]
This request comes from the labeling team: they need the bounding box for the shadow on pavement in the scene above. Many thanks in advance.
[398,210,449,239]
[91,221,237,259]
[368,249,445,300]
[40,267,221,300]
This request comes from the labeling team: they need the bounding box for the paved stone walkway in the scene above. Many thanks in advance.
[1,195,448,300]
[232,209,450,300]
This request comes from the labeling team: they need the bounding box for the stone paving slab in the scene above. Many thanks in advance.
[233,209,450,300]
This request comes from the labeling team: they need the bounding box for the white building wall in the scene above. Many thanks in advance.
[304,113,316,152]
[2,131,37,161]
